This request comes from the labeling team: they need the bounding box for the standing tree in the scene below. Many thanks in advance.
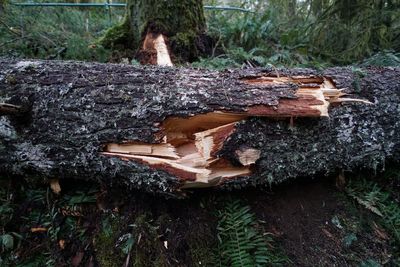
[0,0,5,14]
[99,0,212,64]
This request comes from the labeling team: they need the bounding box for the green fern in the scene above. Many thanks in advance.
[346,179,400,243]
[360,51,400,67]
[215,200,288,267]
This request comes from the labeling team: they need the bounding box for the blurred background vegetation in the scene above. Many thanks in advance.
[0,0,399,67]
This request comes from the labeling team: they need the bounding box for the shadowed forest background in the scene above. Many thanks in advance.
[0,0,400,266]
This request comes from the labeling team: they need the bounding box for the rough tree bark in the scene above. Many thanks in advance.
[0,58,399,196]
[99,0,211,64]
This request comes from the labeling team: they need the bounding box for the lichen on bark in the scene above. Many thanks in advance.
[1,59,399,196]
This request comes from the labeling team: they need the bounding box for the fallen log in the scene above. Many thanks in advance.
[0,58,399,195]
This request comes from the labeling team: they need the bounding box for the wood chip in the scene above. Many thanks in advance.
[49,178,61,194]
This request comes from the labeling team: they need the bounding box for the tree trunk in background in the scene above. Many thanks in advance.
[287,0,297,18]
[0,0,5,14]
[335,0,359,22]
[1,59,400,196]
[99,0,211,63]
[311,0,328,16]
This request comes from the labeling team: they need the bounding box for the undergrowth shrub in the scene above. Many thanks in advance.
[1,0,398,66]
[0,1,123,61]
[360,51,400,67]
[308,0,400,64]
[203,0,400,67]
[215,199,288,267]
[346,179,400,246]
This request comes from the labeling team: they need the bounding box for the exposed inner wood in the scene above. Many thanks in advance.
[141,32,173,66]
[243,75,343,117]
[0,103,24,116]
[194,122,237,161]
[106,143,179,159]
[235,148,261,166]
[103,74,366,188]
[154,34,173,67]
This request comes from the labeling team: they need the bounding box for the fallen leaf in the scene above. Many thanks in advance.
[268,226,283,237]
[50,179,61,194]
[336,170,346,190]
[31,227,47,233]
[353,196,383,217]
[331,215,343,229]
[87,256,95,267]
[59,239,65,250]
[322,228,334,239]
[72,251,84,267]
[373,221,389,240]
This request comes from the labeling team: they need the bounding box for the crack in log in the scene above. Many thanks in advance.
[102,75,370,188]
[242,75,365,117]
[0,103,24,116]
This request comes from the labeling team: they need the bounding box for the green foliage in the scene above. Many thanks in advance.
[203,2,317,68]
[360,259,381,267]
[0,181,13,229]
[343,233,357,248]
[64,187,97,205]
[202,0,400,68]
[192,55,242,70]
[0,2,120,61]
[96,212,171,267]
[0,179,20,264]
[13,252,55,267]
[0,177,102,266]
[215,199,288,267]
[308,0,400,64]
[95,214,125,267]
[1,0,398,66]
[360,51,400,67]
[98,18,132,49]
[346,179,400,243]
[1,233,14,250]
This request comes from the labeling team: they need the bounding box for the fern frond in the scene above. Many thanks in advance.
[215,199,289,267]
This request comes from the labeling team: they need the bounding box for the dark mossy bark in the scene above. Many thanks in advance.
[100,0,210,62]
[0,58,399,196]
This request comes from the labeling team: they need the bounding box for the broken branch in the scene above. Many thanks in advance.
[0,103,24,116]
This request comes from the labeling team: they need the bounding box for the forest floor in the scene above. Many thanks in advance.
[1,169,399,266]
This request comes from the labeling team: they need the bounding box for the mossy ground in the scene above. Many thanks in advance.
[94,214,125,267]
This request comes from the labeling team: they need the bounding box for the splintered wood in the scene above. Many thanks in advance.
[103,74,366,188]
[140,33,173,66]
[103,118,252,188]
[243,75,348,117]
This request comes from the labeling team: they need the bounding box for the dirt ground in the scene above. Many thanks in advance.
[246,177,394,266]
